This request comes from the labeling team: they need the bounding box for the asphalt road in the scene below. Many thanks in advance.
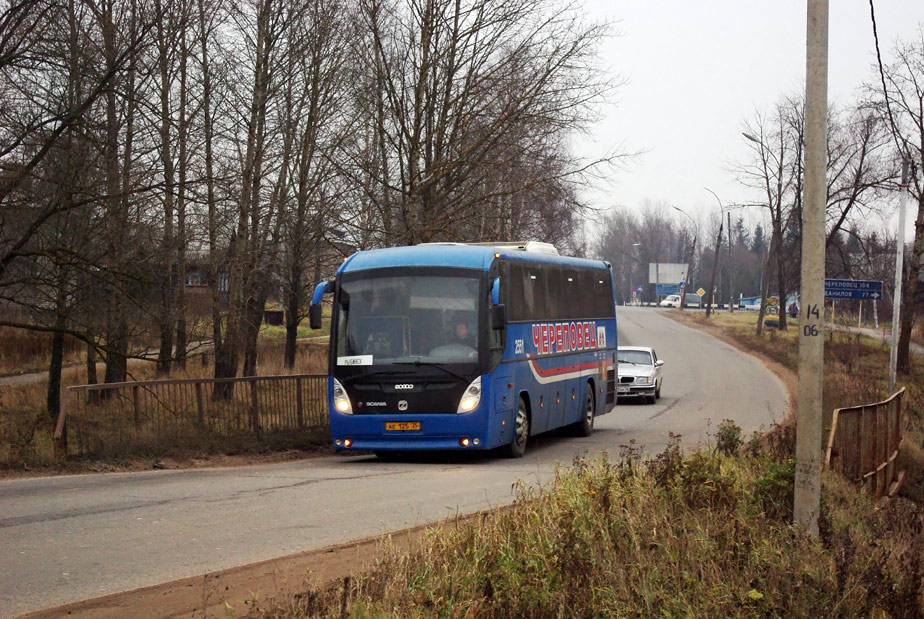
[0,308,788,617]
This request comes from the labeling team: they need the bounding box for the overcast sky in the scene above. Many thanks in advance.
[578,1,923,239]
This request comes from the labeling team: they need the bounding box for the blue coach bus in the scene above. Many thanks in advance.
[308,242,618,457]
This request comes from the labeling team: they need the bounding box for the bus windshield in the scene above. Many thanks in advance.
[335,271,481,367]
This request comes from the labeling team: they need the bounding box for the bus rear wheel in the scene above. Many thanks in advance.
[574,385,594,437]
[504,397,529,458]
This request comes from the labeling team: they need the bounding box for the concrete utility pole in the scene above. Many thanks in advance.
[794,0,828,539]
[672,206,697,311]
[704,188,724,318]
[889,161,910,393]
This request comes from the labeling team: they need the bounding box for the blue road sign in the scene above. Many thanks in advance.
[824,278,883,300]
[656,283,680,296]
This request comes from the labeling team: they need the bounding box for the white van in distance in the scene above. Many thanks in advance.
[659,293,702,308]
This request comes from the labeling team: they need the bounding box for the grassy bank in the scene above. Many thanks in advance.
[253,446,923,617]
[681,310,924,503]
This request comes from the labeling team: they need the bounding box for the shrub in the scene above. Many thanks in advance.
[751,457,794,521]
[715,418,743,455]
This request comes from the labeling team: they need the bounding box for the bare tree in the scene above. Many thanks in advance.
[867,25,924,375]
[739,102,798,333]
[351,0,616,245]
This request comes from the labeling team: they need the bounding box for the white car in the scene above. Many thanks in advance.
[616,346,664,404]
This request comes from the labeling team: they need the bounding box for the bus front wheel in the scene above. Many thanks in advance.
[505,397,529,458]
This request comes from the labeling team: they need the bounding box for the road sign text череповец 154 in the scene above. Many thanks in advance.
[824,278,883,300]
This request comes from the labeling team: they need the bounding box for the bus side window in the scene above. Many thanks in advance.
[561,268,580,320]
[544,265,562,320]
[579,270,597,318]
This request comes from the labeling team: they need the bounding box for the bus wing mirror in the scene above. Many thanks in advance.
[309,279,335,330]
[490,304,506,330]
[309,304,323,330]
[490,277,501,306]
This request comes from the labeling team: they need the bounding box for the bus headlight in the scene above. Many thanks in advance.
[333,378,353,414]
[457,376,482,414]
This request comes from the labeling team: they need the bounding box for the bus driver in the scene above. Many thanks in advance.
[453,322,475,348]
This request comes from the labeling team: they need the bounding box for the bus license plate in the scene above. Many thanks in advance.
[385,421,420,431]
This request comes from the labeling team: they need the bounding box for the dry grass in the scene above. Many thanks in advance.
[686,310,924,504]
[0,327,84,376]
[252,448,924,618]
[0,340,330,470]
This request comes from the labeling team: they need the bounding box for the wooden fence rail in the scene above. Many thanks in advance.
[54,374,328,457]
[825,388,905,498]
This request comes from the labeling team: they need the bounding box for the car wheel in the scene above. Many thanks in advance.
[655,383,661,400]
[504,397,529,458]
[647,394,656,405]
[574,385,594,437]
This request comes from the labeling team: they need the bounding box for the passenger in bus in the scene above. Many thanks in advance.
[453,322,476,348]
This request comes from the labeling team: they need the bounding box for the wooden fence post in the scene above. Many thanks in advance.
[54,387,68,458]
[250,380,261,434]
[296,378,304,429]
[195,382,205,428]
[132,385,141,431]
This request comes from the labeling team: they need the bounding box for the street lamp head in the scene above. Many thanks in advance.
[704,187,722,209]
[742,132,761,144]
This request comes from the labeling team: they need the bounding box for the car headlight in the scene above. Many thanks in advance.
[332,378,353,414]
[457,376,482,414]
[638,376,653,385]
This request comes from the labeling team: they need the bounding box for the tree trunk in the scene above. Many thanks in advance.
[897,192,924,374]
[155,1,176,376]
[774,220,788,331]
[242,286,268,377]
[85,336,99,404]
[102,0,129,386]
[174,30,190,371]
[47,318,66,424]
[756,236,777,337]
[284,267,301,369]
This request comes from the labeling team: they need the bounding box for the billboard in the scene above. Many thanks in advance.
[648,262,688,285]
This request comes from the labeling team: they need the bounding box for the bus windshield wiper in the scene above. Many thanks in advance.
[394,358,466,381]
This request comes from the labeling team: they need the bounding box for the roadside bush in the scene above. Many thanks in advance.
[751,457,794,521]
[715,418,743,455]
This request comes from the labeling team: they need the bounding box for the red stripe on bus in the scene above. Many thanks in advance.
[529,359,600,377]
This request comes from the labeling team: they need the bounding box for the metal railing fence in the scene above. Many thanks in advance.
[825,388,904,498]
[54,374,328,457]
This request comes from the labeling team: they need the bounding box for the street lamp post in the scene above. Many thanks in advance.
[728,210,734,312]
[704,188,724,318]
[672,206,697,311]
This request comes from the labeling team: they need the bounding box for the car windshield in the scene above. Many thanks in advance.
[618,350,652,365]
[335,271,481,366]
